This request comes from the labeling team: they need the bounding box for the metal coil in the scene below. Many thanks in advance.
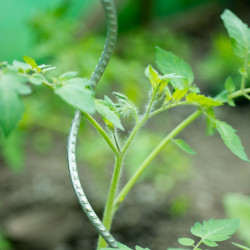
[67,0,118,248]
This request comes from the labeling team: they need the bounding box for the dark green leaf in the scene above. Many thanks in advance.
[215,120,249,162]
[155,47,194,89]
[54,78,95,114]
[191,218,239,242]
[221,10,250,57]
[178,238,195,246]
[174,139,196,155]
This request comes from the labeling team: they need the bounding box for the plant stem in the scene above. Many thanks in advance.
[241,53,249,91]
[193,239,203,250]
[83,112,120,156]
[97,156,123,249]
[114,109,202,211]
[228,88,250,99]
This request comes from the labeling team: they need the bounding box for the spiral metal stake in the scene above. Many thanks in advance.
[67,0,118,248]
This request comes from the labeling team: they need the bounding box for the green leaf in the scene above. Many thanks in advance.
[232,242,250,250]
[135,246,151,250]
[113,92,134,118]
[239,67,248,77]
[59,71,78,80]
[113,92,129,101]
[100,243,132,250]
[221,9,250,57]
[23,55,41,72]
[12,60,32,73]
[178,238,195,246]
[96,99,124,131]
[145,64,182,92]
[28,73,44,85]
[224,76,236,92]
[203,239,218,247]
[224,193,250,246]
[155,46,194,89]
[0,75,24,136]
[215,120,249,162]
[172,88,188,102]
[54,78,95,114]
[186,93,223,107]
[206,108,216,136]
[174,139,196,155]
[167,248,189,250]
[191,218,239,242]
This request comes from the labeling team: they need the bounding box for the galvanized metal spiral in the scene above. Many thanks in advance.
[67,0,118,248]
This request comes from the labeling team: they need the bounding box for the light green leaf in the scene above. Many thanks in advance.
[155,46,194,89]
[224,193,250,246]
[0,76,24,136]
[206,108,216,136]
[232,242,250,250]
[172,88,188,102]
[221,10,250,57]
[59,71,78,80]
[167,248,189,250]
[203,239,218,247]
[164,86,172,104]
[145,64,181,92]
[224,76,236,92]
[100,243,132,250]
[135,246,151,250]
[23,55,41,72]
[28,73,44,85]
[186,93,223,107]
[215,120,249,162]
[113,92,129,101]
[96,100,124,131]
[12,60,32,73]
[174,139,196,155]
[191,218,239,242]
[178,238,195,246]
[54,78,95,114]
[239,67,248,77]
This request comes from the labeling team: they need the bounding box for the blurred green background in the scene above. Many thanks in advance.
[0,0,250,249]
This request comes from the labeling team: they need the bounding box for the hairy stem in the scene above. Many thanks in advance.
[114,109,202,211]
[97,156,123,249]
[83,112,120,156]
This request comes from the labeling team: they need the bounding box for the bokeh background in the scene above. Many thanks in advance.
[0,0,250,249]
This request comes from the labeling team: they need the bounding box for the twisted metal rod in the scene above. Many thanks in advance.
[67,0,118,248]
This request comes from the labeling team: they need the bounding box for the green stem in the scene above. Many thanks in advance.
[241,53,249,91]
[97,156,123,249]
[228,88,250,99]
[193,239,203,250]
[82,112,120,156]
[114,109,202,211]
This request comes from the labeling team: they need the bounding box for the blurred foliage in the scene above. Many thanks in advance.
[224,193,250,247]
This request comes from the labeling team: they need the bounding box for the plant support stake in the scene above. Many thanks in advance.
[67,0,118,248]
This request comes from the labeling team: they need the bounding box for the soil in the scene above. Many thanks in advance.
[0,104,250,250]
